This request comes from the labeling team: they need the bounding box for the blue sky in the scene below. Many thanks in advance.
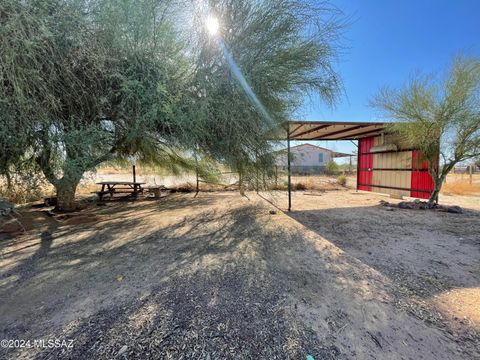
[294,0,480,157]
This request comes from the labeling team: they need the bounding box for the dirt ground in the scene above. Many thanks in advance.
[0,190,479,359]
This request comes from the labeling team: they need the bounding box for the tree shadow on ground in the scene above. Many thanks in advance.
[287,204,480,298]
[1,194,478,359]
[1,197,339,359]
[286,203,480,354]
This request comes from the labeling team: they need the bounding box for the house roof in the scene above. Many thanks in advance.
[288,143,331,152]
[277,143,352,158]
[283,120,385,141]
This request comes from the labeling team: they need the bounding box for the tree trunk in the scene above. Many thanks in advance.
[55,179,80,212]
[239,172,245,196]
[5,171,12,191]
[427,177,443,208]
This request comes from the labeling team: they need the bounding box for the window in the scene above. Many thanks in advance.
[318,153,324,164]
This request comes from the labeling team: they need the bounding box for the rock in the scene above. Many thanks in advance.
[447,205,463,214]
[0,201,15,216]
[398,202,413,209]
[118,345,128,355]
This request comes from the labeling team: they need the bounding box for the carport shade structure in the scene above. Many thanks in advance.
[280,121,436,211]
[282,121,384,211]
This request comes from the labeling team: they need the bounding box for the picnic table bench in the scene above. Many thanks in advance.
[95,181,146,201]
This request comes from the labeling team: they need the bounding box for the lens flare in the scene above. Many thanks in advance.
[206,16,219,35]
[219,40,274,127]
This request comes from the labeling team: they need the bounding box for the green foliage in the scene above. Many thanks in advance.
[0,166,48,204]
[325,160,339,175]
[1,0,343,208]
[336,175,347,186]
[178,0,343,184]
[0,0,191,209]
[371,56,480,205]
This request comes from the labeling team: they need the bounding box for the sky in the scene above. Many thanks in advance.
[294,0,480,158]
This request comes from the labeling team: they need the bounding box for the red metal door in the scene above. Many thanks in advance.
[357,137,374,191]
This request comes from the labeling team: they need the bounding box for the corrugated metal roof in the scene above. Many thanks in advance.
[286,121,385,140]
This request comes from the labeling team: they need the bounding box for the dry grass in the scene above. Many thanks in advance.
[169,181,239,193]
[442,180,480,195]
[96,164,171,176]
[96,165,127,175]
[291,175,350,191]
[0,185,49,204]
[76,183,100,196]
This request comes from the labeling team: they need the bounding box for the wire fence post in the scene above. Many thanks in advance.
[287,127,291,212]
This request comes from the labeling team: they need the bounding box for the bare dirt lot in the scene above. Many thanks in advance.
[1,190,479,359]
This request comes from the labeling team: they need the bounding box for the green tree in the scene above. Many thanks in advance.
[371,57,480,206]
[1,0,343,210]
[1,0,190,210]
[179,0,343,185]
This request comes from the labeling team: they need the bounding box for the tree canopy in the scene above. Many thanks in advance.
[0,0,343,210]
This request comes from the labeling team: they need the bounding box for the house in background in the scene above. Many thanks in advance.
[275,143,351,174]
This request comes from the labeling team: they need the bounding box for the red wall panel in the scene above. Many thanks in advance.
[358,137,374,191]
[357,139,435,199]
[410,150,435,199]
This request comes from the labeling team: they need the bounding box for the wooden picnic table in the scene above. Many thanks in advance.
[95,181,146,201]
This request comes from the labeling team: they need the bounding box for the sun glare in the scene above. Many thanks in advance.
[206,16,219,35]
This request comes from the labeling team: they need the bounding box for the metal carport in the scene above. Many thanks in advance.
[280,121,435,211]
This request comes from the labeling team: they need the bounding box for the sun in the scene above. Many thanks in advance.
[206,16,219,35]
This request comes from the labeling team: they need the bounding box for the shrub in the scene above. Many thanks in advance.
[0,172,48,204]
[294,182,307,190]
[337,175,347,186]
[172,183,195,193]
[325,160,340,175]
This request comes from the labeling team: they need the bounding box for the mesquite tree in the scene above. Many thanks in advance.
[174,0,343,186]
[1,0,190,210]
[1,0,343,210]
[371,57,480,206]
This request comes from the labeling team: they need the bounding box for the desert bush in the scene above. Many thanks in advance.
[293,182,307,191]
[170,183,195,193]
[267,181,288,191]
[325,160,340,175]
[337,175,347,186]
[0,173,48,204]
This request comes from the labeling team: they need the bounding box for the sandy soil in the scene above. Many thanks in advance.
[0,190,479,359]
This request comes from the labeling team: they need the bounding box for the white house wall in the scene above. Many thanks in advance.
[276,145,332,167]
